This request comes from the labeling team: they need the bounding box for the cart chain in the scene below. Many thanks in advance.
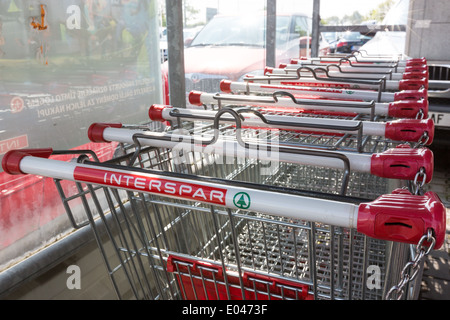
[413,131,429,149]
[416,108,425,120]
[386,229,436,300]
[411,167,427,195]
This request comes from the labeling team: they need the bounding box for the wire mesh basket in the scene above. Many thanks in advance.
[48,146,404,300]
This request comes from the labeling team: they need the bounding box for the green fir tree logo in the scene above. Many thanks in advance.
[233,192,251,209]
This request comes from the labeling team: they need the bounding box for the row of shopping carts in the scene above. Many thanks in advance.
[2,51,446,300]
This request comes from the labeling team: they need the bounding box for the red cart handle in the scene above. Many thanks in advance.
[87,123,123,143]
[406,58,427,66]
[148,104,167,122]
[387,99,428,118]
[404,66,428,78]
[358,188,446,249]
[402,70,429,81]
[384,118,434,145]
[398,78,428,90]
[394,88,427,101]
[2,148,53,175]
[371,145,433,183]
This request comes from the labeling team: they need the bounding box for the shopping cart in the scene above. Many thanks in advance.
[2,146,446,301]
[245,66,428,93]
[219,52,428,108]
[87,111,437,199]
[266,63,428,82]
[3,45,443,300]
[188,89,428,122]
[218,78,427,104]
[290,53,427,71]
[183,90,430,161]
[148,104,434,149]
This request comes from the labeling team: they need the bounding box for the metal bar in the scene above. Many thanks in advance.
[319,25,406,33]
[266,0,276,68]
[101,127,368,176]
[194,89,385,114]
[16,156,360,229]
[311,0,320,57]
[165,0,186,108]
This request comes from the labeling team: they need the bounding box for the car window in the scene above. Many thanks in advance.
[276,16,293,46]
[340,32,359,40]
[279,15,312,51]
[292,16,311,38]
[191,15,266,47]
[190,15,294,48]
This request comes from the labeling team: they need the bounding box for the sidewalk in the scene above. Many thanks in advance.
[419,206,450,299]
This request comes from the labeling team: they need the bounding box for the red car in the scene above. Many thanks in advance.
[162,13,330,104]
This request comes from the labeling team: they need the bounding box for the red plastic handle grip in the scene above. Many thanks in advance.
[370,145,433,183]
[405,58,427,66]
[189,90,204,105]
[220,80,232,94]
[388,99,428,118]
[402,70,429,81]
[394,88,427,101]
[357,188,446,249]
[404,66,428,80]
[2,148,53,175]
[148,104,169,122]
[87,123,122,143]
[398,78,428,90]
[264,66,275,74]
[384,118,434,145]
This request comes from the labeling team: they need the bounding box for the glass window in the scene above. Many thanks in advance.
[191,15,266,47]
[292,15,311,38]
[0,0,163,269]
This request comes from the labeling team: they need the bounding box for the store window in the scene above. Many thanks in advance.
[0,0,163,269]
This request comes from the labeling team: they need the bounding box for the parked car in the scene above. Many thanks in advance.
[335,31,372,53]
[322,32,339,53]
[160,26,204,62]
[160,28,168,62]
[183,26,203,46]
[162,13,330,103]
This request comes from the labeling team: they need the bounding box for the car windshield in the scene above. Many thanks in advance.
[190,15,294,48]
[340,32,369,41]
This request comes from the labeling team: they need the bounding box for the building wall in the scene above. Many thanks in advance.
[405,0,450,62]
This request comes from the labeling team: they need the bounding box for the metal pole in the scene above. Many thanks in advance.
[165,0,186,108]
[266,0,276,68]
[311,0,320,57]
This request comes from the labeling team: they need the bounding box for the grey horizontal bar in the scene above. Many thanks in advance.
[320,25,406,33]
